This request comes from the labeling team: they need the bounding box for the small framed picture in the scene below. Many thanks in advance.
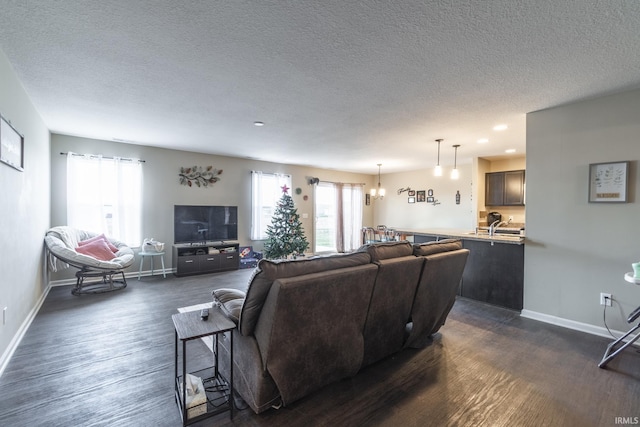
[365,193,371,206]
[408,197,415,204]
[427,196,434,203]
[589,161,629,203]
[0,114,24,171]
[417,190,426,202]
[408,190,416,197]
[427,189,434,197]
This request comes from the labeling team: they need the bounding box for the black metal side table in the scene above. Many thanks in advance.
[172,307,236,425]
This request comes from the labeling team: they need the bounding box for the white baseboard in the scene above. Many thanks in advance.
[0,283,52,378]
[520,309,635,344]
[48,269,173,287]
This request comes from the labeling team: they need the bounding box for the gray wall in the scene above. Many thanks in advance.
[0,50,51,367]
[525,88,640,333]
[374,164,475,230]
[374,157,527,231]
[50,134,375,281]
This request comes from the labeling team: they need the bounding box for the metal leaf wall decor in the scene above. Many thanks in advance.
[179,166,223,187]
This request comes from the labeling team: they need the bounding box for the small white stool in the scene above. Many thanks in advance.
[138,251,166,279]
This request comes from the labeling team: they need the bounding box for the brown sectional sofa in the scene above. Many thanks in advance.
[211,239,469,414]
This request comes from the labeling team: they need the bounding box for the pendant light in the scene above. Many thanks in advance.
[371,163,386,199]
[434,139,443,177]
[451,144,460,180]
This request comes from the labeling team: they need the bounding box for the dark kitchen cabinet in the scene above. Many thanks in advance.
[485,170,525,206]
[460,239,524,310]
[413,234,439,244]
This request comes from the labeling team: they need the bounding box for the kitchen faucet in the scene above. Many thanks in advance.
[489,219,503,236]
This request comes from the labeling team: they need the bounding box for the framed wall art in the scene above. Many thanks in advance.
[408,190,415,197]
[408,197,415,204]
[0,114,24,171]
[588,161,629,203]
[417,190,426,202]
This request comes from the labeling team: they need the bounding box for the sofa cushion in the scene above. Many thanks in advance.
[362,254,424,366]
[212,288,246,323]
[360,240,413,262]
[254,263,378,406]
[413,239,462,256]
[405,248,470,348]
[238,251,371,336]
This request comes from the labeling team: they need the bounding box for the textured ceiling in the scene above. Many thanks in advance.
[1,1,639,173]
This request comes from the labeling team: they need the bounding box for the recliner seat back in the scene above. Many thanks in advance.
[407,240,469,348]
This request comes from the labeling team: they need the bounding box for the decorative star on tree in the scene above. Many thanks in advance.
[263,188,309,260]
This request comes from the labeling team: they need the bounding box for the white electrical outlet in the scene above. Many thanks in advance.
[600,293,612,306]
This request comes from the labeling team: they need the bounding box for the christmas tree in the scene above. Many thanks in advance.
[263,185,309,259]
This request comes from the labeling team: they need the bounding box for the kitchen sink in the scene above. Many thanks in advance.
[494,229,523,235]
[476,226,524,236]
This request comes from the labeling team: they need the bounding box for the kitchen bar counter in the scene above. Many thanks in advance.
[395,228,525,245]
[393,227,524,311]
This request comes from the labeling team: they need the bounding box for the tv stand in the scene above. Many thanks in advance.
[172,243,240,277]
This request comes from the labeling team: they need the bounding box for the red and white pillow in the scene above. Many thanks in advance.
[76,234,119,261]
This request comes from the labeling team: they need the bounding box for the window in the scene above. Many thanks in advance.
[251,171,291,240]
[66,153,142,246]
[314,182,336,253]
[338,183,363,252]
[314,181,363,253]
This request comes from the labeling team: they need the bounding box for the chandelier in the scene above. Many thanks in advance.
[371,163,386,199]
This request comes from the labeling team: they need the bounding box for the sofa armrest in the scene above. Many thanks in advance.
[212,288,246,324]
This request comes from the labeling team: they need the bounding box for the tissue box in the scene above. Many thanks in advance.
[178,374,207,419]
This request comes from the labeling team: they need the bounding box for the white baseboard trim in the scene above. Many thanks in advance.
[520,309,636,344]
[0,283,52,378]
[48,269,173,288]
[48,278,76,287]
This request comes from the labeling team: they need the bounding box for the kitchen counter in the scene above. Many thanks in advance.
[395,228,525,245]
[393,227,524,310]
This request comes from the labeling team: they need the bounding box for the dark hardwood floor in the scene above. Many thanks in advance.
[1,269,639,427]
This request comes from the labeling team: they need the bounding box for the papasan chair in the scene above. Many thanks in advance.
[45,226,135,295]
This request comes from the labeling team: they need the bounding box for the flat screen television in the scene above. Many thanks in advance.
[174,205,238,244]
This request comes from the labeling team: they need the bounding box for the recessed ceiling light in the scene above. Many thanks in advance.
[493,124,508,131]
[254,121,264,126]
[477,138,489,143]
[505,148,516,153]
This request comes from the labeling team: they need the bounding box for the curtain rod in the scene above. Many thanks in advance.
[59,152,145,163]
[320,180,366,186]
[250,170,290,175]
